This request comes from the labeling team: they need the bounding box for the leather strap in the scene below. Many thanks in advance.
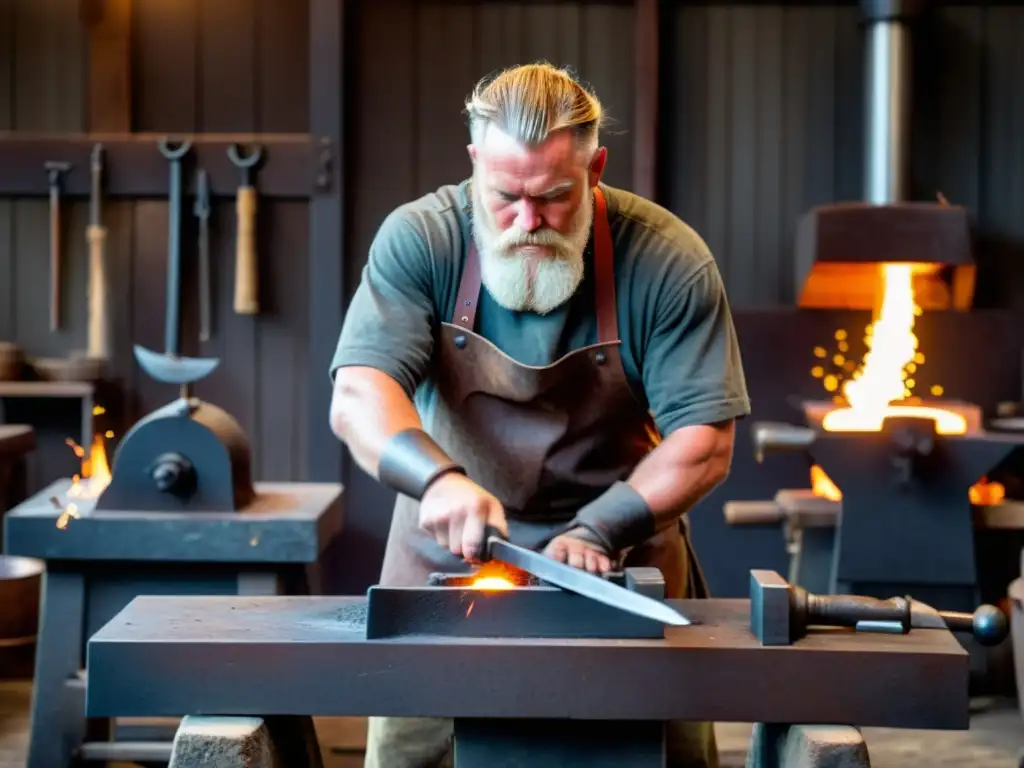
[453,236,482,331]
[591,187,617,344]
[453,187,618,345]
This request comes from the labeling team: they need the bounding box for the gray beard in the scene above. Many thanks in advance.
[471,182,593,315]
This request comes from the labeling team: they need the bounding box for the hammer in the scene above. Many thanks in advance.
[45,161,72,332]
[749,570,1009,647]
[227,144,263,315]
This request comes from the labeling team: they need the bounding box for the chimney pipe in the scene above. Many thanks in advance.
[862,1,919,204]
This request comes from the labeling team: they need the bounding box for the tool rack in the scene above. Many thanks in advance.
[0,132,331,200]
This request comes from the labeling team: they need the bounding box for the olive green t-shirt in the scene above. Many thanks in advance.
[330,180,751,438]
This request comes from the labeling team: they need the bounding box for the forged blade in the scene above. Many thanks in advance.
[488,537,692,627]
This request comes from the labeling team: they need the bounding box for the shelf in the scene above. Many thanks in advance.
[0,132,330,200]
[0,381,94,398]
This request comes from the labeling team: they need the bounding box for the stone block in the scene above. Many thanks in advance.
[169,716,277,768]
[747,723,870,768]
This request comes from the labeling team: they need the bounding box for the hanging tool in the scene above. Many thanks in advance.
[480,527,693,627]
[134,138,219,392]
[194,168,212,343]
[86,144,110,360]
[45,161,72,332]
[227,143,263,315]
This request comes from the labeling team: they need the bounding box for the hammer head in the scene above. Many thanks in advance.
[44,161,72,185]
[749,570,794,646]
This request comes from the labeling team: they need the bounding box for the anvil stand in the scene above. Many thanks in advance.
[4,348,344,768]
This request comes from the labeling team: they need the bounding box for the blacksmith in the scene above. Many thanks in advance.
[329,62,750,768]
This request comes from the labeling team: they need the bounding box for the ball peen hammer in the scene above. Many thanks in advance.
[45,161,72,332]
[227,144,263,315]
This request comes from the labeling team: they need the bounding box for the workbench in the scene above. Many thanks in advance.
[4,478,344,768]
[0,424,35,517]
[85,591,970,767]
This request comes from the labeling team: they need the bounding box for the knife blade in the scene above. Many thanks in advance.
[483,528,693,627]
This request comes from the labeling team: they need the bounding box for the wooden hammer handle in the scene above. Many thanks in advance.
[86,224,110,359]
[723,500,784,526]
[49,196,61,331]
[233,185,258,314]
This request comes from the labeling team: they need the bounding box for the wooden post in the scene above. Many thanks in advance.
[307,0,346,482]
[633,0,660,202]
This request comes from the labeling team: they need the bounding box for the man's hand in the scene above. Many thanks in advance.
[543,527,613,574]
[419,473,508,562]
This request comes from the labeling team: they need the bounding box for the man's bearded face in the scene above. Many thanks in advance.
[470,128,596,315]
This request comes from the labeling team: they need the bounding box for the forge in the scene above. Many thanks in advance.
[726,0,1024,619]
[3,363,343,767]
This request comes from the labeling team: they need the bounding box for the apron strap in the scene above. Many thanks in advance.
[454,187,619,345]
[592,187,618,345]
[453,237,482,330]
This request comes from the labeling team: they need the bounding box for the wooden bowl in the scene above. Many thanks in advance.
[0,342,24,381]
[32,354,106,384]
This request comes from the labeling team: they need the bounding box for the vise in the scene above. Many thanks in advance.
[749,569,1008,647]
[95,396,254,512]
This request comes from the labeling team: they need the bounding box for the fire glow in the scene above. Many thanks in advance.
[468,561,519,591]
[818,263,967,436]
[809,265,1002,505]
[55,405,113,530]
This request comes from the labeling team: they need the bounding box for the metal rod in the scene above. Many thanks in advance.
[863,18,912,204]
[166,157,182,356]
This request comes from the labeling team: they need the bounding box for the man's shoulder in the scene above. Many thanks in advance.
[377,180,471,257]
[604,185,713,286]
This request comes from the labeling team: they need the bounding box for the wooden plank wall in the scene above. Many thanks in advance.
[0,0,311,483]
[4,1,1024,594]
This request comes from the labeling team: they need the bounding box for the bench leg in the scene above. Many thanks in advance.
[168,715,323,768]
[26,568,87,768]
[746,723,870,768]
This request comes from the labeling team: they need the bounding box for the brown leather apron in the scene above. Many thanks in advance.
[367,188,718,768]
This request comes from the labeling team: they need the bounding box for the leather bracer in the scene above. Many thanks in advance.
[377,428,466,500]
[571,481,655,553]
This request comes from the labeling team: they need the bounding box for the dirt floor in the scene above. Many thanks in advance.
[0,681,1020,767]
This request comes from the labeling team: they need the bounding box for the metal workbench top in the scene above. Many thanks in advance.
[85,593,968,728]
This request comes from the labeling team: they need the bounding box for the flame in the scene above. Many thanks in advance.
[819,264,967,436]
[471,577,515,590]
[810,464,842,501]
[969,477,1005,506]
[810,464,1004,508]
[66,432,112,500]
[469,561,523,591]
[57,406,114,529]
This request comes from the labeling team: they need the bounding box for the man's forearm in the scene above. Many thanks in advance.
[627,421,735,522]
[330,367,465,499]
[570,421,735,552]
[329,367,424,477]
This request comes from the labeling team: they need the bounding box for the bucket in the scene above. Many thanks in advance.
[0,555,44,680]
